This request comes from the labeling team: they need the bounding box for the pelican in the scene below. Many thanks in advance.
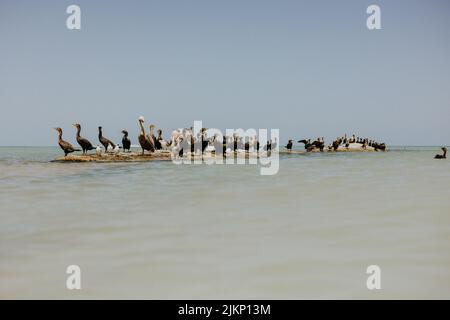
[137,116,155,154]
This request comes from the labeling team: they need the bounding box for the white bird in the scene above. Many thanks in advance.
[113,145,120,154]
[107,144,114,153]
[96,146,102,155]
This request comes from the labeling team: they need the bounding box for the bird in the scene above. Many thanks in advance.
[113,145,120,154]
[72,123,95,154]
[147,124,157,149]
[121,130,131,152]
[137,116,155,154]
[157,129,172,150]
[434,147,447,159]
[96,146,102,155]
[54,127,80,156]
[286,139,293,151]
[98,126,116,152]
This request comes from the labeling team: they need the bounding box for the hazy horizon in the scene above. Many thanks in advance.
[1,0,450,146]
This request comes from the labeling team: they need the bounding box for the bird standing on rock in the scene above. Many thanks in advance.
[121,130,131,152]
[98,126,116,152]
[54,127,80,156]
[73,123,95,154]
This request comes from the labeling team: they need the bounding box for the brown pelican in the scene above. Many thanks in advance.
[73,123,95,154]
[147,124,157,149]
[98,126,116,152]
[435,147,447,159]
[138,116,155,154]
[54,127,80,156]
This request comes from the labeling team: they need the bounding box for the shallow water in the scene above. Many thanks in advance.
[0,146,449,299]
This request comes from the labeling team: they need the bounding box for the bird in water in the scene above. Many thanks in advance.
[98,126,116,152]
[72,123,95,154]
[434,147,447,159]
[54,127,80,156]
[121,130,131,152]
[137,116,155,154]
[285,139,293,151]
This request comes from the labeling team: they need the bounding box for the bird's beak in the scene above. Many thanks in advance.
[72,124,76,127]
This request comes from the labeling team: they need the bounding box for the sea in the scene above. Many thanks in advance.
[0,146,449,299]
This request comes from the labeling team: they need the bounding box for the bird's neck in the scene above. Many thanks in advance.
[98,129,102,138]
[139,122,146,135]
[76,127,81,138]
[58,132,63,141]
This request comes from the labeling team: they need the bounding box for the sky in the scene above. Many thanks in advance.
[1,0,450,146]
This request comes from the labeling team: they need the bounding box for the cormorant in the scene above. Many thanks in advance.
[285,139,293,151]
[138,116,155,154]
[54,127,80,156]
[153,128,162,150]
[434,147,447,159]
[121,130,131,152]
[73,123,95,154]
[98,126,116,152]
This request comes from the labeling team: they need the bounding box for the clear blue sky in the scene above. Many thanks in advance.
[1,0,449,146]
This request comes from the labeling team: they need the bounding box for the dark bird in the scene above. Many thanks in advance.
[264,140,272,152]
[98,126,116,152]
[54,127,80,156]
[72,123,95,154]
[153,127,162,150]
[373,142,386,151]
[121,130,131,152]
[138,116,155,154]
[434,147,447,159]
[285,139,293,151]
[298,139,313,151]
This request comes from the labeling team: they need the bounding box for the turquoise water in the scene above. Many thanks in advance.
[0,146,449,299]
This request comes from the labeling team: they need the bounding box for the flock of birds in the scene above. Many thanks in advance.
[285,134,387,152]
[54,116,280,157]
[54,117,446,159]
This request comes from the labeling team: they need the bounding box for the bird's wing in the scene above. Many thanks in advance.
[60,140,75,151]
[80,138,93,148]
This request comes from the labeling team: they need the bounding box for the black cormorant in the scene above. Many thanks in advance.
[121,130,131,152]
[435,147,447,159]
[286,139,293,151]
